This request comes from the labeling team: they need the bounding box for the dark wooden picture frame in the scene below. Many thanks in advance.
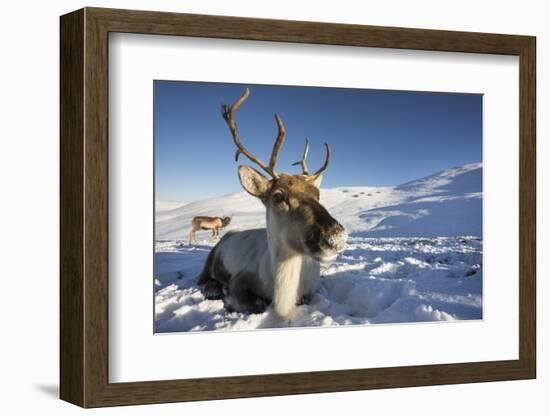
[60,7,536,408]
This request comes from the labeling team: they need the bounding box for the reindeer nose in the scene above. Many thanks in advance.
[322,223,347,252]
[333,223,345,235]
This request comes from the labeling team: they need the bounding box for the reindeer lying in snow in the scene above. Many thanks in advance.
[197,88,347,320]
[189,216,231,243]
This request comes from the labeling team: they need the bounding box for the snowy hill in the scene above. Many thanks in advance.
[155,163,482,240]
[360,162,482,237]
[155,200,189,222]
[155,199,188,212]
[154,163,483,333]
[156,192,264,240]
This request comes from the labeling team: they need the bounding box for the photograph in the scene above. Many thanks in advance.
[153,81,483,333]
[50,3,539,410]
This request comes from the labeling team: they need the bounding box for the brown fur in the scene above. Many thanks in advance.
[268,174,320,202]
[262,174,339,253]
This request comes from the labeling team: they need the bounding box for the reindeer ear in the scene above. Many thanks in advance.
[238,165,270,198]
[310,174,323,189]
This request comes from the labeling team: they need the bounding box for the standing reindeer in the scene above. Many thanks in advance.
[189,216,231,243]
[197,88,347,320]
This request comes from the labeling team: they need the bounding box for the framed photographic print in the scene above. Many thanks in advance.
[60,7,536,408]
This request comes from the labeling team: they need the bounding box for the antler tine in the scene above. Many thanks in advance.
[310,142,331,178]
[222,88,276,177]
[292,138,310,175]
[267,114,286,175]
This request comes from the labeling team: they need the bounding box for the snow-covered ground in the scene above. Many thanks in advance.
[154,163,483,332]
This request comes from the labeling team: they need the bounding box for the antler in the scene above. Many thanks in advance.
[292,138,310,175]
[310,142,331,178]
[292,138,331,179]
[221,88,286,178]
[222,88,330,180]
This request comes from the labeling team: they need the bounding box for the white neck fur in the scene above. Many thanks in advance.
[266,209,305,320]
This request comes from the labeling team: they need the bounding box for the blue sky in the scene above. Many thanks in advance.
[155,81,482,201]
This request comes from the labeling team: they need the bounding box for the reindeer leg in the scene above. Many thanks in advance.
[298,293,313,305]
[225,272,269,314]
[199,275,224,300]
[197,247,225,300]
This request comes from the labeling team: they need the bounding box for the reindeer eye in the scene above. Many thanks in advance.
[272,193,285,204]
